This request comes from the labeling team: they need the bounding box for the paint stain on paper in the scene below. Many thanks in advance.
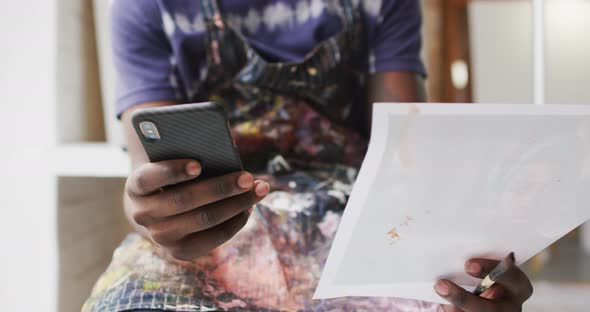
[401,215,414,226]
[386,215,414,245]
[386,227,400,242]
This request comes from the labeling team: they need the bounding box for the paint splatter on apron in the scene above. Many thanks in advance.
[83,0,438,311]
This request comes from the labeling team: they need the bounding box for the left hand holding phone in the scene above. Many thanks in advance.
[124,158,270,261]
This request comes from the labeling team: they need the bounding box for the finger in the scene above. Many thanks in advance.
[465,258,533,303]
[481,284,507,300]
[465,258,500,279]
[466,261,508,299]
[434,280,507,312]
[127,159,201,196]
[148,171,256,217]
[169,209,252,261]
[151,181,270,245]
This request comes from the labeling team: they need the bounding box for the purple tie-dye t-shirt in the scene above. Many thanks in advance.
[111,0,426,116]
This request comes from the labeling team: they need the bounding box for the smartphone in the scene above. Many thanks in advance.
[131,102,243,179]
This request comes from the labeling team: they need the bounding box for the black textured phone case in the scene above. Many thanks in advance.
[132,102,243,179]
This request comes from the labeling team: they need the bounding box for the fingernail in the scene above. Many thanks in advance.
[434,280,449,296]
[466,261,481,274]
[255,182,270,196]
[237,173,254,189]
[186,161,201,176]
[509,252,516,262]
[248,206,254,214]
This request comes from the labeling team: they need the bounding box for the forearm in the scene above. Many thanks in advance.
[367,71,426,130]
[368,71,426,103]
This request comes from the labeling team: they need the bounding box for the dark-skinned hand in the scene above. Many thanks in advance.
[434,257,533,312]
[124,159,270,261]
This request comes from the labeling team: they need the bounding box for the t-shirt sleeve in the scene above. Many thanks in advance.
[367,0,426,76]
[110,0,180,117]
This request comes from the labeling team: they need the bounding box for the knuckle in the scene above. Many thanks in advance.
[200,210,216,227]
[160,164,177,181]
[162,162,186,182]
[131,209,152,226]
[168,190,186,211]
[215,179,234,196]
[132,167,151,194]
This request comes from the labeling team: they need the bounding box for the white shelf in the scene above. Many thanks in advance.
[51,143,129,177]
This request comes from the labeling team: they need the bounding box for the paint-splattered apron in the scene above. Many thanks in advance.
[83,0,438,311]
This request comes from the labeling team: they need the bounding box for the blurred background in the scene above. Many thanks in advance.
[0,0,589,311]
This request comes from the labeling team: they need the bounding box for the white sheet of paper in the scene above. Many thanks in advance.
[314,104,590,304]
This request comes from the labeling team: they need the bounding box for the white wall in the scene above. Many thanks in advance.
[0,1,58,312]
[56,0,105,142]
[545,0,590,104]
[94,0,126,147]
[469,1,533,104]
[469,0,590,105]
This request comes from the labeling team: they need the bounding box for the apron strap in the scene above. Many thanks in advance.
[338,0,360,49]
[321,0,357,71]
[200,0,220,23]
[339,0,357,30]
[199,0,227,67]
